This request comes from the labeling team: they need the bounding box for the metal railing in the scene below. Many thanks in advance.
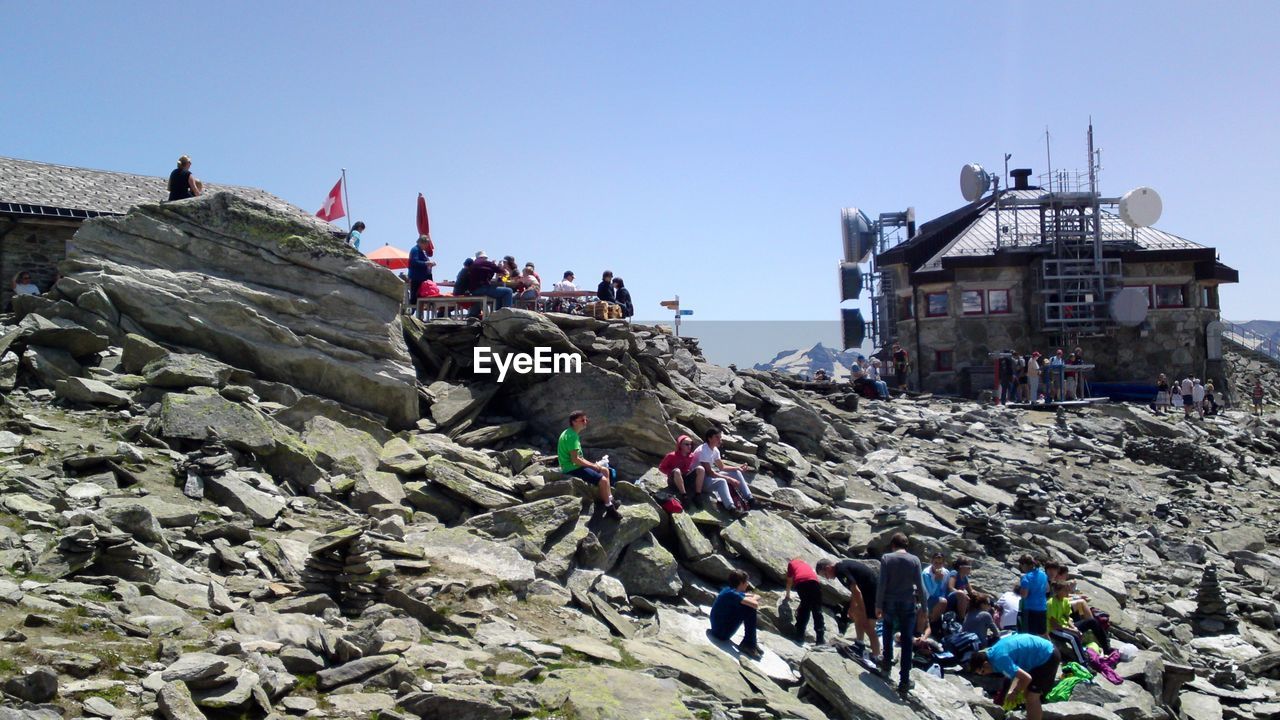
[1222,320,1280,362]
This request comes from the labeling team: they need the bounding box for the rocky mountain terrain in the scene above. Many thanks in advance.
[752,344,861,383]
[1,193,1279,720]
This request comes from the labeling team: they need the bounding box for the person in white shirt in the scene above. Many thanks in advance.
[994,581,1022,631]
[1180,377,1195,418]
[552,270,577,292]
[12,271,39,296]
[692,427,753,516]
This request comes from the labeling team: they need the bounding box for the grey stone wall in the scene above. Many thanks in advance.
[884,260,1223,395]
[0,219,73,308]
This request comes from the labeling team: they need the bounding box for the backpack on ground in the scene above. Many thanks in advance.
[419,280,441,298]
[942,631,982,659]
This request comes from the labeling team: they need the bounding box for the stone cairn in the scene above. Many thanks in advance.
[302,525,430,616]
[1190,564,1238,636]
[958,506,1010,556]
[1013,485,1050,520]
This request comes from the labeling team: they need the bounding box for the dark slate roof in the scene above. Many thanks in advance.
[0,156,323,227]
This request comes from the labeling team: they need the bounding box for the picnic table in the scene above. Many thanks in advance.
[415,294,495,320]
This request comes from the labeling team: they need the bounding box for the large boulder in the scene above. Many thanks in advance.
[511,363,674,456]
[612,533,682,597]
[539,667,695,720]
[64,192,418,428]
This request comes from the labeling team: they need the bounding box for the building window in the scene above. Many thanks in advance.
[961,290,984,315]
[1155,284,1186,308]
[988,289,1011,314]
[935,349,954,372]
[926,292,948,317]
[899,296,914,320]
[1126,285,1153,309]
[1202,285,1219,309]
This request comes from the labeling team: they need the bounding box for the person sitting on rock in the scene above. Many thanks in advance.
[962,593,1000,648]
[867,359,891,399]
[709,570,763,659]
[692,427,753,516]
[818,558,881,660]
[557,410,621,519]
[946,556,974,620]
[994,580,1021,632]
[1018,554,1050,636]
[784,557,826,645]
[922,552,954,631]
[968,633,1060,720]
[658,434,704,507]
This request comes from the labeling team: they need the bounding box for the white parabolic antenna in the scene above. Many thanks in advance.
[1110,287,1150,327]
[960,163,990,202]
[1120,187,1162,228]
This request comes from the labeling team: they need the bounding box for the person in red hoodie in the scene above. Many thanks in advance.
[659,435,704,507]
[784,557,826,645]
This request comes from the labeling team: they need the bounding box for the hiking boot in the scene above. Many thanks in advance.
[737,642,763,660]
[896,679,913,694]
[602,501,623,520]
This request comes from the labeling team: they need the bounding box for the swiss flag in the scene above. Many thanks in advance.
[316,178,345,222]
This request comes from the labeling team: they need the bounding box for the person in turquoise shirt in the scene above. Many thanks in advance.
[346,221,365,251]
[968,633,1060,720]
[1018,554,1049,635]
[557,410,621,518]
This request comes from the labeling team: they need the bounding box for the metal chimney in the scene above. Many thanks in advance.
[1011,168,1032,190]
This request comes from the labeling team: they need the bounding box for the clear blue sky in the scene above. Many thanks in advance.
[3,1,1277,322]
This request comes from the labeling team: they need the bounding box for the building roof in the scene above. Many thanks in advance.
[915,188,1207,272]
[876,186,1233,283]
[0,156,323,227]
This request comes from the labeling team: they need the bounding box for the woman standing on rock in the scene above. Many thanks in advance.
[167,155,203,201]
[1152,373,1169,414]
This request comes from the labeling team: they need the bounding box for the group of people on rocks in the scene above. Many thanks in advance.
[996,347,1088,405]
[658,428,754,518]
[708,536,1117,720]
[1151,372,1222,418]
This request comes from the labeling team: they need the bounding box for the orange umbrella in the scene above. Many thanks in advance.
[367,244,410,270]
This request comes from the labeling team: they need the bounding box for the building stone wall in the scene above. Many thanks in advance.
[884,259,1223,395]
[0,219,73,309]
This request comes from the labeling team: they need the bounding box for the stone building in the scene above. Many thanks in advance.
[871,170,1238,395]
[0,156,319,309]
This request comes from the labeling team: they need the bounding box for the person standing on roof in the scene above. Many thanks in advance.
[167,155,203,201]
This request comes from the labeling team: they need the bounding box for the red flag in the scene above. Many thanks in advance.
[416,193,430,237]
[316,178,345,222]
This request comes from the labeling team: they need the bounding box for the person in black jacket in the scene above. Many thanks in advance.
[597,270,616,303]
[612,277,633,318]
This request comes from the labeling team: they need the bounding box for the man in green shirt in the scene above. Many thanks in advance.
[558,410,622,518]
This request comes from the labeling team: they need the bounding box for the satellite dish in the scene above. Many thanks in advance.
[839,263,863,301]
[1120,187,1162,228]
[960,163,990,202]
[1110,287,1150,327]
[841,208,875,263]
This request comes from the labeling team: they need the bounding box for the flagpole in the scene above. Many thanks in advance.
[341,168,352,233]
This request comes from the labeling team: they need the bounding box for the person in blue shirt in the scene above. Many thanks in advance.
[346,221,365,251]
[1018,554,1050,636]
[921,552,953,630]
[967,634,1060,720]
[709,570,762,659]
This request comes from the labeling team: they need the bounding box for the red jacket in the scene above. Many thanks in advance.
[787,558,819,584]
[659,435,696,475]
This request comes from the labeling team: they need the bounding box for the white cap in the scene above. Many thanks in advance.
[475,250,487,259]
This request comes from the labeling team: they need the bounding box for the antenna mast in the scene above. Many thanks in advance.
[1087,118,1097,195]
[1044,127,1053,193]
